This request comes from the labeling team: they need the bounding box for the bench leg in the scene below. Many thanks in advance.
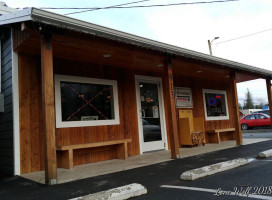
[216,132,221,144]
[59,149,73,169]
[116,142,128,159]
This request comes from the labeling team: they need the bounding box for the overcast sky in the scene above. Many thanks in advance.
[6,0,272,106]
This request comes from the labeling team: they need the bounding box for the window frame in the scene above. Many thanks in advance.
[202,89,229,121]
[245,115,255,120]
[55,75,120,128]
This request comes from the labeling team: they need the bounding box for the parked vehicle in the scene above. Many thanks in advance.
[240,113,271,130]
[253,110,270,116]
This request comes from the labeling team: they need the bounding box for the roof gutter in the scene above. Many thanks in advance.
[1,7,272,78]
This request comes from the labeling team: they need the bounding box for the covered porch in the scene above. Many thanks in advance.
[8,8,272,185]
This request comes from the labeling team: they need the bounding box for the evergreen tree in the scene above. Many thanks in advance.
[244,88,254,109]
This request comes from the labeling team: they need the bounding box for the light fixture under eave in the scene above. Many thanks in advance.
[157,64,164,68]
[196,70,202,73]
[103,54,111,58]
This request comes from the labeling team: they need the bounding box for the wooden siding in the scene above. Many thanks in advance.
[173,73,235,144]
[19,52,236,174]
[12,24,30,51]
[0,28,14,175]
[19,55,157,173]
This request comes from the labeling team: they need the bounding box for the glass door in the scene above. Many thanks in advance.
[136,79,166,153]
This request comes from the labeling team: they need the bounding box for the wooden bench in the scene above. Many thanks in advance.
[57,139,132,169]
[206,128,235,144]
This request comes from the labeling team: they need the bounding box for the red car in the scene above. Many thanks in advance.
[240,113,271,130]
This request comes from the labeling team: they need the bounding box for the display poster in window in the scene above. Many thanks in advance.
[60,81,114,122]
[205,93,227,117]
[175,87,193,108]
[152,106,159,118]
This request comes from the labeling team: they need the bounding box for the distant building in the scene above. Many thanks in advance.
[242,109,262,116]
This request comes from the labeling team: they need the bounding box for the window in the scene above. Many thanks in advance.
[55,75,120,128]
[202,89,229,121]
[255,114,266,119]
[245,115,255,120]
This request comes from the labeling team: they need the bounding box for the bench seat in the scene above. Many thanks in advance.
[57,139,132,169]
[206,128,235,144]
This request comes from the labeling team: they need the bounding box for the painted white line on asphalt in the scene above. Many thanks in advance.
[70,183,147,200]
[161,185,272,200]
[247,158,256,163]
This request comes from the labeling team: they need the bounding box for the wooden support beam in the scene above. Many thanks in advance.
[230,72,243,145]
[266,78,272,128]
[41,34,57,185]
[163,57,180,159]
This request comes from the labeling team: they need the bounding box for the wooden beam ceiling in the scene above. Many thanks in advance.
[14,22,264,82]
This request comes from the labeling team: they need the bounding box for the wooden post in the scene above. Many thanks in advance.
[230,72,243,145]
[41,34,57,185]
[266,78,272,128]
[163,56,180,159]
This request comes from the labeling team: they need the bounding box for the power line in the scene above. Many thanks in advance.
[37,0,239,15]
[65,0,239,15]
[214,28,272,45]
[65,0,151,15]
[40,0,151,10]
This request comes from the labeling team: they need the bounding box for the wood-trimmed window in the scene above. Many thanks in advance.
[202,89,229,121]
[55,75,120,128]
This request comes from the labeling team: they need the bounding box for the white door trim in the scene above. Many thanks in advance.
[135,75,168,154]
[12,47,20,175]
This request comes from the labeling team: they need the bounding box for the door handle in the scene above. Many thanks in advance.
[140,109,145,118]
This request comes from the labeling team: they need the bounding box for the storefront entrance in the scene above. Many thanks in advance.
[135,76,168,153]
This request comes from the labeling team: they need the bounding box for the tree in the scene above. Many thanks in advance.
[244,88,254,109]
[254,102,264,109]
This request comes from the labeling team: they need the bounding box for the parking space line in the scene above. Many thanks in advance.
[247,158,256,163]
[161,185,272,200]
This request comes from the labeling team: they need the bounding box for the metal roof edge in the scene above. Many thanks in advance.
[1,7,272,78]
[29,8,272,77]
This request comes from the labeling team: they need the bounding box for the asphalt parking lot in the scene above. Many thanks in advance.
[146,157,272,200]
[1,139,272,200]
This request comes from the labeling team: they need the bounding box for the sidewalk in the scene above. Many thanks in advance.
[1,139,272,200]
[21,138,270,184]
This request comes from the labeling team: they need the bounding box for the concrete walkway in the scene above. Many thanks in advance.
[21,138,270,184]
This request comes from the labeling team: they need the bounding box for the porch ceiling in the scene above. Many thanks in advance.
[235,72,261,83]
[16,33,167,73]
[172,58,232,82]
[15,26,262,82]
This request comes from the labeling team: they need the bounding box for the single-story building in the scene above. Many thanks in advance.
[242,109,262,116]
[1,6,272,185]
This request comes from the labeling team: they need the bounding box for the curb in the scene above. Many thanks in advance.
[69,183,147,200]
[242,129,272,133]
[180,158,248,181]
[257,149,272,158]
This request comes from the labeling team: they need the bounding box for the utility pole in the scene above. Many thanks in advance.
[208,37,219,55]
[208,40,212,55]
